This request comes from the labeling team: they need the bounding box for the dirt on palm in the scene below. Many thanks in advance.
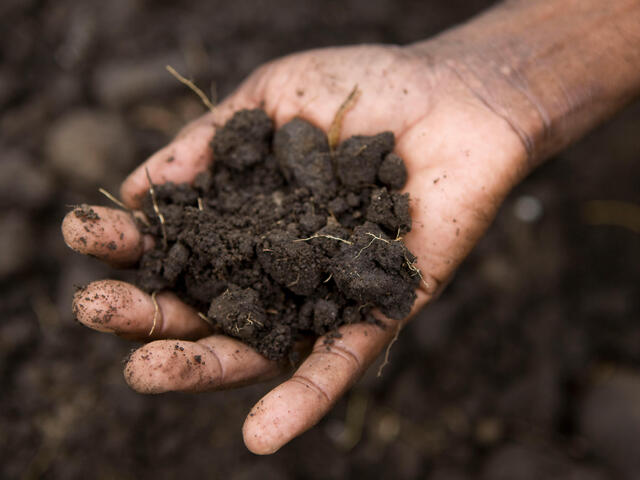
[136,109,420,359]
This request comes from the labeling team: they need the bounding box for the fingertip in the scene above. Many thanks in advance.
[62,207,97,255]
[242,411,282,455]
[124,342,175,394]
[73,280,145,334]
[61,210,77,250]
[62,205,144,266]
[242,380,323,455]
[120,176,146,210]
[240,308,432,455]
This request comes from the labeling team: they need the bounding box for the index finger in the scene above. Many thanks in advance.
[242,289,431,454]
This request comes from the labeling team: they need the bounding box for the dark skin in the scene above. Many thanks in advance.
[62,0,640,454]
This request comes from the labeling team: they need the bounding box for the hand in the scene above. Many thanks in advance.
[62,44,528,453]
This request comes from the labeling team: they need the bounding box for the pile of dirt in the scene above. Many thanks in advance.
[136,109,420,359]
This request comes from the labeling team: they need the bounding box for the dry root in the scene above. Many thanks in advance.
[98,188,129,211]
[404,254,430,290]
[245,312,263,328]
[145,167,168,250]
[287,272,301,288]
[328,84,361,151]
[165,65,215,112]
[294,233,353,245]
[197,312,214,329]
[148,291,162,336]
[377,320,402,377]
[354,232,390,259]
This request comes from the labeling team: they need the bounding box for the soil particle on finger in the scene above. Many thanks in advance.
[74,204,100,222]
[135,109,419,360]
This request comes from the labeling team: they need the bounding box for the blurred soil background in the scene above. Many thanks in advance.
[1,0,639,478]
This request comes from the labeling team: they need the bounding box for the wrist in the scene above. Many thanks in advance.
[409,0,640,166]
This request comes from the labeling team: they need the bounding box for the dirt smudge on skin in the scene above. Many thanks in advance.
[73,204,100,222]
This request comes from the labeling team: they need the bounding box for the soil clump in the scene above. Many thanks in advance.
[136,109,419,359]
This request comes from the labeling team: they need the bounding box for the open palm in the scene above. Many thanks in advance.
[63,44,528,454]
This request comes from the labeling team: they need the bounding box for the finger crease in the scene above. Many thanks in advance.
[397,109,431,142]
[290,374,330,404]
[312,344,361,372]
[201,343,225,385]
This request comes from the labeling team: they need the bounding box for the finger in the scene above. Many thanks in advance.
[120,92,260,208]
[242,290,430,455]
[124,336,281,394]
[62,205,151,267]
[73,280,211,340]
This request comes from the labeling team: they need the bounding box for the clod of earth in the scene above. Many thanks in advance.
[136,109,420,360]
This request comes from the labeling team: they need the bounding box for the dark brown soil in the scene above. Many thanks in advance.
[3,1,639,478]
[136,109,419,360]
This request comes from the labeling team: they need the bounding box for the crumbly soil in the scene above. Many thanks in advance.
[5,2,639,478]
[136,109,419,359]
